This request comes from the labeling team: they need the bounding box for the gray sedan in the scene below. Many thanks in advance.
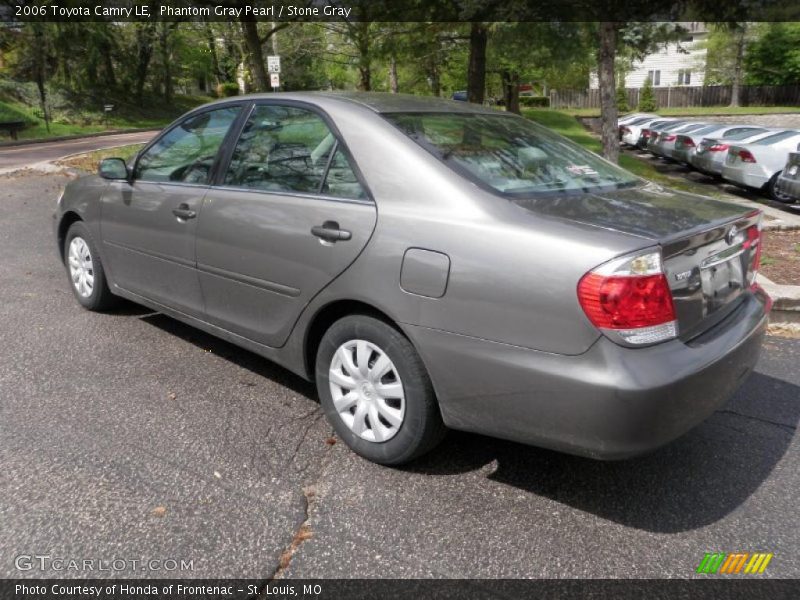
[53,93,770,465]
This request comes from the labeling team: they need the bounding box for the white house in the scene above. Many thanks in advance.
[590,22,708,89]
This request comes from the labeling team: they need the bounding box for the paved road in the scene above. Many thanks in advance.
[1,173,798,581]
[0,131,158,173]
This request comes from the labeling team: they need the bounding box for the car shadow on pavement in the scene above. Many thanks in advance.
[408,371,799,533]
[138,311,317,399]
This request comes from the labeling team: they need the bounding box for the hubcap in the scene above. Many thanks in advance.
[328,340,406,442]
[68,237,94,298]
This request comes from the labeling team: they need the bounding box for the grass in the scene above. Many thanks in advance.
[565,106,800,118]
[57,143,144,172]
[522,108,710,193]
[0,93,212,142]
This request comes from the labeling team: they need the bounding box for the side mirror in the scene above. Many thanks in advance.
[98,158,129,180]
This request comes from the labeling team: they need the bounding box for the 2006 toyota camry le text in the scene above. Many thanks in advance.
[53,93,771,465]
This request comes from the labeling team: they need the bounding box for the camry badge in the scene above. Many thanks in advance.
[725,226,738,245]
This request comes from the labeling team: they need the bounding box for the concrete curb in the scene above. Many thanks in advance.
[758,275,800,323]
[0,128,160,148]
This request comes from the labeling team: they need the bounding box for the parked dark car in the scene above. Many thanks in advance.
[54,93,770,465]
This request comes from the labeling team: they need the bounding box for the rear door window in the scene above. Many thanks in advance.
[223,104,365,199]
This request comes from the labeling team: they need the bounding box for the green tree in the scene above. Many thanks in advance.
[638,76,657,112]
[744,23,800,85]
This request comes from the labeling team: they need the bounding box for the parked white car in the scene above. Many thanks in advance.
[691,129,782,177]
[651,122,714,159]
[619,117,669,146]
[673,125,769,166]
[617,112,658,126]
[721,130,800,200]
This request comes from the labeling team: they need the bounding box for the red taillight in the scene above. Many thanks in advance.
[708,143,729,152]
[682,138,695,147]
[642,129,652,138]
[663,134,677,142]
[743,223,762,275]
[578,273,676,329]
[738,149,757,163]
[578,251,677,346]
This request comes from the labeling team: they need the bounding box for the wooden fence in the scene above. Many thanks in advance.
[550,84,800,110]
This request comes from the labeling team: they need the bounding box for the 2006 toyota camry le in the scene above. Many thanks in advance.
[54,93,771,465]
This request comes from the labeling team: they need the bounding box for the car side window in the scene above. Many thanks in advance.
[135,106,240,184]
[224,104,365,199]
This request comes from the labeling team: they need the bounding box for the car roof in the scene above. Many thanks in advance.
[198,91,502,116]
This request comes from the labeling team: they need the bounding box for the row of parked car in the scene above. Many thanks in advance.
[618,113,800,204]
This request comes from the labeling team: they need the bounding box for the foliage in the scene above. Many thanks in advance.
[519,96,550,107]
[615,79,629,112]
[217,82,240,97]
[638,77,657,112]
[744,23,800,85]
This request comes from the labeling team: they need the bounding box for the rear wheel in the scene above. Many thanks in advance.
[768,172,795,204]
[64,221,118,311]
[315,315,446,465]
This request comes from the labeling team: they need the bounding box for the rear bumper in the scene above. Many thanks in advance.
[722,165,770,189]
[691,153,725,175]
[408,290,769,460]
[673,148,694,164]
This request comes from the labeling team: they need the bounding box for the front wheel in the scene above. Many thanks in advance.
[315,315,446,465]
[64,221,118,311]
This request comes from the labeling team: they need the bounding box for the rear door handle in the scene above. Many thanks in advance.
[172,203,196,220]
[311,221,351,242]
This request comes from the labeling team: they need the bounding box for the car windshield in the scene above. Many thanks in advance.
[691,124,725,136]
[753,130,800,145]
[384,112,640,196]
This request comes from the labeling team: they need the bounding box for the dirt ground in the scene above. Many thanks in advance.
[761,229,800,285]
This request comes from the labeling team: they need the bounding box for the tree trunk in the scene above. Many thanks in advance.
[158,24,174,103]
[467,23,487,104]
[32,24,49,133]
[240,17,269,92]
[597,22,619,163]
[389,55,399,93]
[730,28,746,107]
[134,23,155,102]
[205,22,222,86]
[501,70,521,114]
[355,23,371,91]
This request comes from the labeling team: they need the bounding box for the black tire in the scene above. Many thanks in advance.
[315,315,446,465]
[768,172,796,204]
[63,221,118,311]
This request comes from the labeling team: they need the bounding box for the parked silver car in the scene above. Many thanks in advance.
[721,130,800,200]
[691,129,780,177]
[673,125,768,166]
[53,93,770,464]
[650,122,712,159]
[776,145,800,204]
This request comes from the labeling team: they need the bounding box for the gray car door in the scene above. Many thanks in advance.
[195,102,377,347]
[100,105,242,316]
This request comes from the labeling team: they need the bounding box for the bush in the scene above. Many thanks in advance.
[217,82,240,97]
[519,96,550,108]
[638,78,658,112]
[616,82,629,112]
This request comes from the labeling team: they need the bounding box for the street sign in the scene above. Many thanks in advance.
[267,55,281,73]
[103,105,114,112]
[270,73,280,89]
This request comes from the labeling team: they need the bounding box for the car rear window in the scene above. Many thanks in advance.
[384,112,640,196]
[753,130,800,145]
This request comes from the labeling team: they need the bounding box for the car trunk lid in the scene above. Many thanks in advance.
[511,184,762,339]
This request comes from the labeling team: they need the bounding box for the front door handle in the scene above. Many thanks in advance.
[311,221,351,242]
[172,203,197,220]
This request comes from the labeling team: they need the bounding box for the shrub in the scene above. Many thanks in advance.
[638,78,658,112]
[519,96,550,108]
[217,82,240,97]
[616,81,629,112]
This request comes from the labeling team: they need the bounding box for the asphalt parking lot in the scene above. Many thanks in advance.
[1,171,799,581]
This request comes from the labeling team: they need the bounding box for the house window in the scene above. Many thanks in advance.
[678,69,692,85]
[647,70,661,86]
